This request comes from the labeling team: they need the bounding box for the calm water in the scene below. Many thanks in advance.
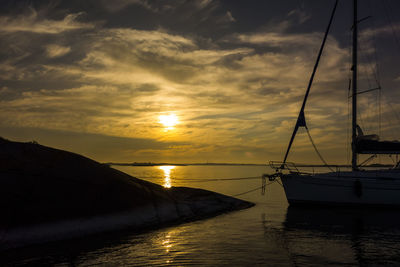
[3,165,400,266]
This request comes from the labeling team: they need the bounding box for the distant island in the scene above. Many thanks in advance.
[105,162,267,166]
[104,162,393,168]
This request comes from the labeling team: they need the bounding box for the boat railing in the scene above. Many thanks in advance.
[269,161,301,173]
[269,161,344,175]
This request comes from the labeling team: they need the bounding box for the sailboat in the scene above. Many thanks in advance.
[265,0,400,206]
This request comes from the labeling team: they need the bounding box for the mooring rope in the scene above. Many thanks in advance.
[138,175,279,197]
[233,181,276,197]
[138,176,261,182]
[136,174,287,197]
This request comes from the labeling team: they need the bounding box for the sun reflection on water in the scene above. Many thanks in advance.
[161,232,174,264]
[162,234,172,252]
[159,166,175,188]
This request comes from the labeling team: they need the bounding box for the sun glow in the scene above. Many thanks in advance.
[158,114,179,130]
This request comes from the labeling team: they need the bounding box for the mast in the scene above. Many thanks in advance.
[352,0,358,171]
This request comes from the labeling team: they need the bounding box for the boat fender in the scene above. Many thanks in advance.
[353,179,362,198]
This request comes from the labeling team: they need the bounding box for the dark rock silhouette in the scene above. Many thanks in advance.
[0,138,253,249]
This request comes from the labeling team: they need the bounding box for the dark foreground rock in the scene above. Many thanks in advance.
[0,138,254,250]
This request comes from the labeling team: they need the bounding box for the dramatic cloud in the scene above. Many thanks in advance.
[0,10,94,34]
[45,44,71,58]
[1,1,400,164]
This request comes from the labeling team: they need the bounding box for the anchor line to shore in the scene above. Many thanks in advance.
[233,181,276,197]
[136,175,278,197]
[137,176,261,182]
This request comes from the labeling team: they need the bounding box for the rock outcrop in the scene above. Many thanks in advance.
[0,138,253,249]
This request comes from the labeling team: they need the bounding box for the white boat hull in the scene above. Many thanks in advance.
[281,170,400,206]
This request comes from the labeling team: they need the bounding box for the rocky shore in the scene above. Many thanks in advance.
[0,138,253,249]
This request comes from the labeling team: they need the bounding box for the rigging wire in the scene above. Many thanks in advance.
[349,0,383,156]
[358,40,376,90]
[367,0,382,86]
[380,93,400,138]
[382,93,400,123]
[356,42,376,135]
[281,0,338,165]
[347,10,353,166]
[359,33,381,139]
[276,179,284,188]
[381,0,400,146]
[382,0,400,57]
[305,126,334,172]
[378,83,382,140]
[358,28,380,89]
[347,92,351,165]
[376,1,400,142]
[358,108,367,133]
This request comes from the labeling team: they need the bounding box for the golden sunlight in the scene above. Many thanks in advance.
[159,166,175,188]
[158,114,179,130]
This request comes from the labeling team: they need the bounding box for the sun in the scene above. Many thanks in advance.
[158,114,179,130]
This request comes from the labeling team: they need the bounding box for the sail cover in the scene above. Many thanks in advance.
[356,139,400,154]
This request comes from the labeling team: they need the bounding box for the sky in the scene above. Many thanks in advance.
[1,0,400,164]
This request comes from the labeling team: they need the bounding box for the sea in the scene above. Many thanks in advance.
[3,165,400,266]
